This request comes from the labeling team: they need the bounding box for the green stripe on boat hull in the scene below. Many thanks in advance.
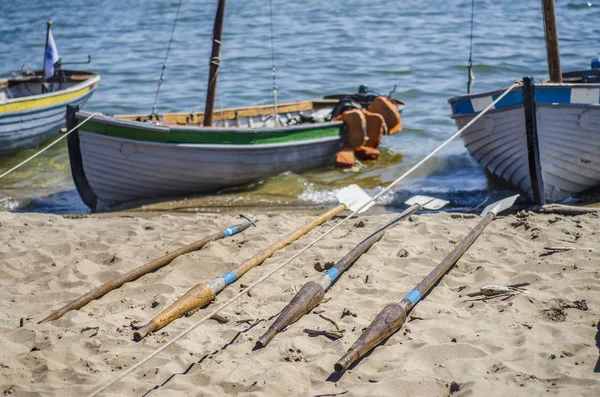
[76,112,344,145]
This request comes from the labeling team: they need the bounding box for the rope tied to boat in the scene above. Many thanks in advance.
[85,81,522,397]
[0,112,99,182]
[151,0,183,116]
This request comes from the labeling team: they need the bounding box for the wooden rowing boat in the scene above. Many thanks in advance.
[0,69,99,155]
[66,100,354,210]
[448,0,600,204]
[66,0,404,210]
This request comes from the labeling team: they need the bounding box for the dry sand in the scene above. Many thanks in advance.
[0,208,599,396]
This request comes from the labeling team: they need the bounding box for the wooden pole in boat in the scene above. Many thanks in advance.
[41,21,52,94]
[334,195,519,373]
[541,0,562,83]
[38,218,257,324]
[203,0,226,127]
[255,196,448,349]
[132,185,372,341]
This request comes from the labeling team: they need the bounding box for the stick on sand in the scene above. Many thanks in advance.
[39,217,257,323]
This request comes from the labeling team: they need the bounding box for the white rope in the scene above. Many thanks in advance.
[86,81,521,397]
[0,112,99,180]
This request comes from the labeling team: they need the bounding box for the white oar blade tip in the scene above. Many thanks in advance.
[481,194,520,217]
[405,195,449,210]
[336,184,373,213]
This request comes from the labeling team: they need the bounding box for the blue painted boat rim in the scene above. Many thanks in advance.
[448,85,524,104]
[450,81,600,118]
[78,129,343,150]
[450,104,523,119]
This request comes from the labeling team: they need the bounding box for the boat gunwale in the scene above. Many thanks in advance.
[113,99,342,122]
[0,71,100,106]
[75,110,345,135]
[78,129,344,150]
[448,81,600,105]
[451,104,523,119]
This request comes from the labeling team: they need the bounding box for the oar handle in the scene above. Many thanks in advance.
[256,280,325,348]
[335,300,410,372]
[133,283,215,341]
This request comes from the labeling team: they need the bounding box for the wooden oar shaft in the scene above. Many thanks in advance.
[333,204,419,275]
[233,205,345,279]
[256,204,420,348]
[133,204,346,340]
[334,212,496,372]
[39,220,255,324]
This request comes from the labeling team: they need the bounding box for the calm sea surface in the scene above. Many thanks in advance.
[0,0,598,213]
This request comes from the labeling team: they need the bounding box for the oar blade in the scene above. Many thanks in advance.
[336,184,372,213]
[481,194,520,217]
[405,195,449,210]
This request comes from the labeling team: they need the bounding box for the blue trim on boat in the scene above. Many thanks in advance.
[535,87,572,104]
[221,271,237,285]
[451,100,474,115]
[450,83,600,117]
[404,289,421,305]
[493,91,523,108]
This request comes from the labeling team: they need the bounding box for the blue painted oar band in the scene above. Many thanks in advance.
[223,226,239,236]
[404,290,421,305]
[325,267,340,281]
[221,271,237,285]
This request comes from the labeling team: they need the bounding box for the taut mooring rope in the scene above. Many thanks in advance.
[0,112,99,181]
[86,81,521,397]
[151,0,183,116]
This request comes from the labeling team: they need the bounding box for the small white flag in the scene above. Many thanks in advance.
[43,29,60,79]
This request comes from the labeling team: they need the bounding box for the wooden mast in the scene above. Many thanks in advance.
[203,0,226,127]
[541,0,562,83]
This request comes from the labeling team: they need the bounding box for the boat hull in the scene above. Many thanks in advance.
[0,71,100,155]
[68,109,344,210]
[449,81,600,202]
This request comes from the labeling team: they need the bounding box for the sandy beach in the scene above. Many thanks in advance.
[0,207,599,396]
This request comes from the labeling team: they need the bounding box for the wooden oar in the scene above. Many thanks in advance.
[334,194,519,373]
[255,195,449,349]
[38,217,258,324]
[132,185,372,341]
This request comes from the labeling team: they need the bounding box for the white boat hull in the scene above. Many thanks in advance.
[449,80,600,203]
[77,130,342,206]
[67,107,345,210]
